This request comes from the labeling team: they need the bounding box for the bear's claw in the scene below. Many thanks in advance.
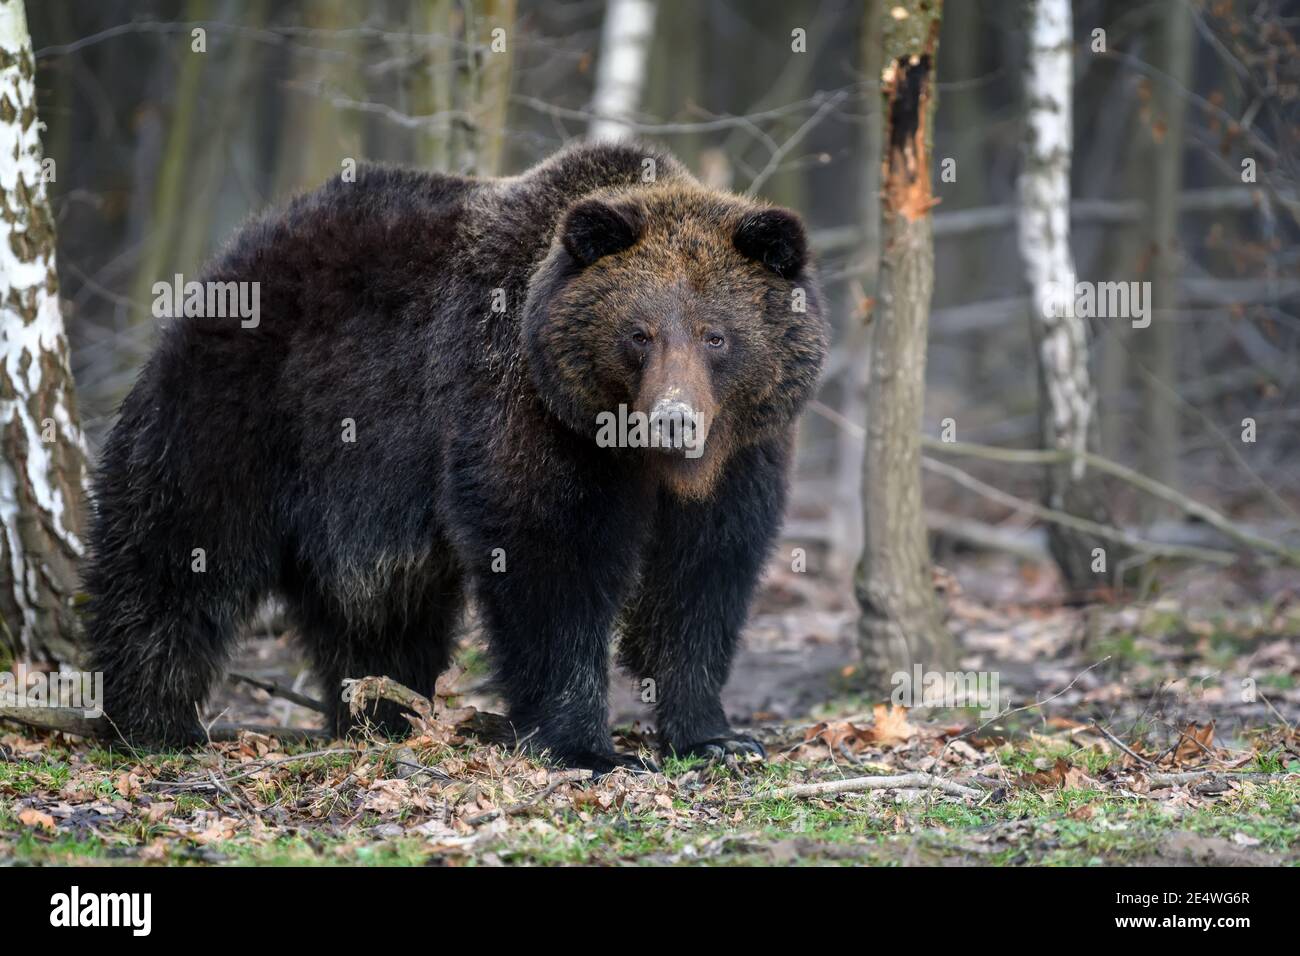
[676,735,766,762]
[558,749,660,776]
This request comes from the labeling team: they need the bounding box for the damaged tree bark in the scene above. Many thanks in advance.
[0,0,89,666]
[856,0,955,688]
[1017,0,1127,595]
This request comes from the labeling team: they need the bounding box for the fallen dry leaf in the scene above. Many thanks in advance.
[18,808,55,831]
[865,704,917,746]
[145,801,175,824]
[804,720,872,751]
[1173,722,1216,765]
[115,771,143,798]
[1017,758,1096,791]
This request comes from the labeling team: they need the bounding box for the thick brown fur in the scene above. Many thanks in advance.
[84,141,827,772]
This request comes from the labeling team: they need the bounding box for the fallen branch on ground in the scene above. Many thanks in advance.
[3,676,514,751]
[1143,770,1297,787]
[0,705,105,738]
[343,675,520,746]
[762,772,984,801]
[146,746,367,792]
[228,672,328,714]
[344,675,434,720]
[0,706,324,744]
[206,722,327,742]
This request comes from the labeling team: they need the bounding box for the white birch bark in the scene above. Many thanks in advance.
[0,0,89,663]
[588,0,656,142]
[1017,0,1121,591]
[1018,0,1091,479]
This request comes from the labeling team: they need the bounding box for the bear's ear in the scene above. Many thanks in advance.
[733,208,808,279]
[561,198,645,267]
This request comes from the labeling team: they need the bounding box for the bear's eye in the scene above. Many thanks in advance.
[630,330,651,346]
[705,333,726,349]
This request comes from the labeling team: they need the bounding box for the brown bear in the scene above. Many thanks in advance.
[84,141,827,772]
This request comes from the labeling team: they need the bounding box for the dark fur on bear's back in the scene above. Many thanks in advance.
[86,142,827,772]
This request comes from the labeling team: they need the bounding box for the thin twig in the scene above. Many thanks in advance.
[922,437,1300,565]
[1092,723,1153,767]
[1144,770,1295,787]
[228,672,328,714]
[146,747,369,792]
[921,455,1237,565]
[805,401,1246,566]
[936,657,1112,767]
[762,772,984,801]
[746,90,850,197]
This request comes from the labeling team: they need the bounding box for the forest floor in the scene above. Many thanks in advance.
[2,556,1298,867]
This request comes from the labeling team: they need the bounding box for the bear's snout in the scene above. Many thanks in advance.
[648,394,710,457]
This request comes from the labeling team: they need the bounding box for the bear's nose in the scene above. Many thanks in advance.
[649,398,708,454]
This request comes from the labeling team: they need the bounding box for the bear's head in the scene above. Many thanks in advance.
[522,185,827,498]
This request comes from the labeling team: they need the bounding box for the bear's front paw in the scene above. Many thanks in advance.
[672,734,766,763]
[553,749,660,776]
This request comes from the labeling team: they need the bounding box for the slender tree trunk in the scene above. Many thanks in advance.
[437,0,517,176]
[173,0,260,276]
[831,0,885,578]
[1141,0,1193,512]
[0,0,89,666]
[1095,57,1144,458]
[128,0,208,376]
[475,0,516,176]
[273,0,362,196]
[448,1,479,174]
[1017,0,1123,593]
[645,0,705,173]
[588,0,656,142]
[414,0,456,172]
[940,0,988,300]
[856,0,954,687]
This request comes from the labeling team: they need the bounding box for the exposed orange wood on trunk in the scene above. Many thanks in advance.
[881,20,941,224]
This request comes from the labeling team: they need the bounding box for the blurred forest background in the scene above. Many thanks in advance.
[3,1,1299,869]
[26,0,1298,598]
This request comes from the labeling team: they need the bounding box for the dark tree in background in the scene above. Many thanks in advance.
[12,0,1300,684]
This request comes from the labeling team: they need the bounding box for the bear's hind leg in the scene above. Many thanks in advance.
[87,548,265,748]
[292,562,464,738]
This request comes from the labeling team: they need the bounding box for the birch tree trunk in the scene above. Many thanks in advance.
[0,0,89,666]
[856,0,955,687]
[1017,0,1122,593]
[588,0,656,142]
